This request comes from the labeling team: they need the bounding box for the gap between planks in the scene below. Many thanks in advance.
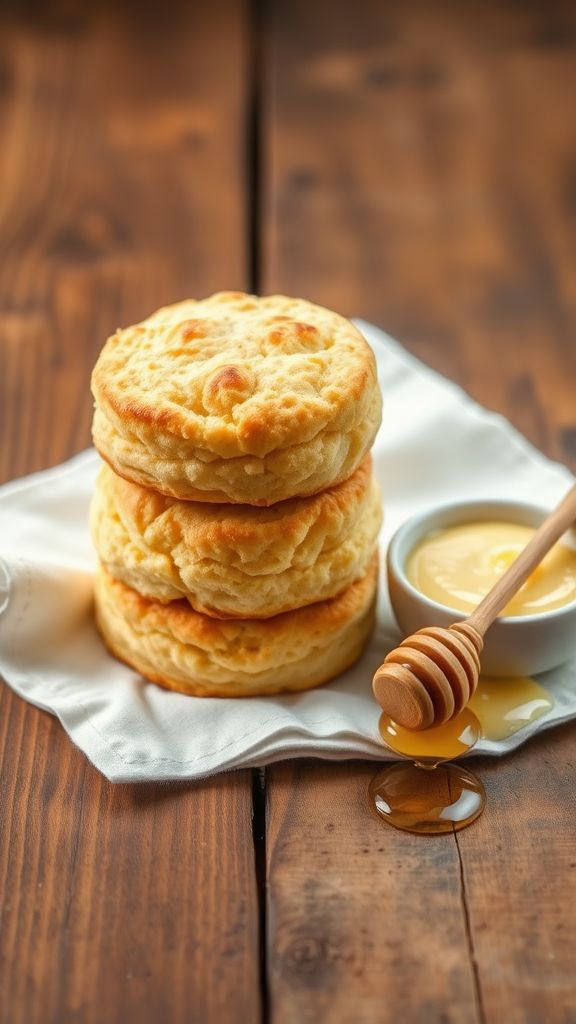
[249,1,268,1021]
[454,828,487,1024]
[252,768,270,1024]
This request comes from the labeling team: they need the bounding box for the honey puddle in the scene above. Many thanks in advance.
[469,675,554,741]
[377,675,553,757]
[373,709,484,833]
[371,676,554,834]
[377,675,554,762]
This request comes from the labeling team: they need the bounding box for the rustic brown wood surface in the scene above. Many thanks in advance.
[2,0,576,1022]
[0,4,261,1024]
[263,2,576,1023]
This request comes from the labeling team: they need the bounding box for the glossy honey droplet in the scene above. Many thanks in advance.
[369,762,486,835]
[379,706,481,765]
[370,707,485,835]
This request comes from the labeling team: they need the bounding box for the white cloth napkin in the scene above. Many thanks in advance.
[1,322,576,782]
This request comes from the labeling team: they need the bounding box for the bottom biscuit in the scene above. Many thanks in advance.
[94,555,378,697]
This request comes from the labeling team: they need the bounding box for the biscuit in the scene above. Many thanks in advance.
[91,457,382,619]
[94,555,378,697]
[91,292,382,504]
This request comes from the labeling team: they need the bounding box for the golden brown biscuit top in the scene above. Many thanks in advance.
[91,292,379,459]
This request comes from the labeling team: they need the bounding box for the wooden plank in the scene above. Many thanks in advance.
[266,761,480,1023]
[459,726,576,1024]
[262,0,576,464]
[0,0,248,482]
[0,3,260,1023]
[262,1,576,1021]
[0,697,259,1024]
[267,733,576,1024]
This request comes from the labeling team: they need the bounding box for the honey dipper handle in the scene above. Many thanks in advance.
[467,483,576,637]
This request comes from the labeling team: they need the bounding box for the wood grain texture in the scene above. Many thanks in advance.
[4,1,576,1022]
[266,761,481,1024]
[460,726,576,1024]
[266,730,576,1024]
[0,694,259,1024]
[262,1,576,1021]
[0,3,260,1023]
[262,0,576,466]
[0,0,248,483]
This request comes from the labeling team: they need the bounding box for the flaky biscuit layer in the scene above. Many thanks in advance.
[94,556,378,697]
[91,292,382,504]
[91,458,382,619]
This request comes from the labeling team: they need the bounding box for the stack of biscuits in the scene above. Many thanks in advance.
[90,292,383,697]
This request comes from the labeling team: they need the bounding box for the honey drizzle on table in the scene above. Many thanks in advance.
[469,675,554,741]
[378,675,554,760]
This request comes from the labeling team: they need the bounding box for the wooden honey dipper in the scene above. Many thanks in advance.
[373,484,576,730]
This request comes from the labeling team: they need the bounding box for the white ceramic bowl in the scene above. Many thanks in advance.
[387,499,576,677]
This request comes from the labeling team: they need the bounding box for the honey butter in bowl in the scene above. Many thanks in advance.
[387,499,576,677]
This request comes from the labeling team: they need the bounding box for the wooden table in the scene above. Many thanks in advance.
[2,2,576,1021]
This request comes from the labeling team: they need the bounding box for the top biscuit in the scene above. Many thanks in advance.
[91,292,382,504]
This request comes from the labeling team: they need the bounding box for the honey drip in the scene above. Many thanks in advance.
[370,708,485,834]
[369,676,554,835]
[378,706,480,766]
